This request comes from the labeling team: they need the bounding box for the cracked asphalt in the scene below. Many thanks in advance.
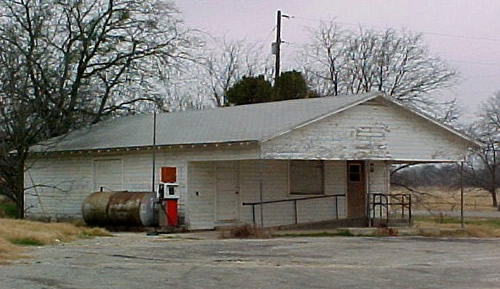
[1,233,500,289]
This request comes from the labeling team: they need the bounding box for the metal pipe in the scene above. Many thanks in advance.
[258,159,264,227]
[402,195,405,218]
[460,161,464,229]
[252,204,256,225]
[151,111,157,195]
[335,197,339,219]
[409,195,412,225]
[294,199,298,224]
[151,111,157,229]
[242,193,346,206]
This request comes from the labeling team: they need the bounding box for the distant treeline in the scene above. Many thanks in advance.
[391,164,500,188]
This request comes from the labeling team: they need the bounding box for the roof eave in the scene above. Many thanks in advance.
[29,140,259,156]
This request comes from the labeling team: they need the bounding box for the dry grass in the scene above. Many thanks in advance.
[0,219,111,245]
[414,217,500,238]
[0,218,111,264]
[0,238,26,265]
[392,186,496,212]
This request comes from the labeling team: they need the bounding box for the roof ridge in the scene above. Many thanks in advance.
[155,92,380,116]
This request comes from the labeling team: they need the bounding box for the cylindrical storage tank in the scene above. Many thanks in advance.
[82,191,156,227]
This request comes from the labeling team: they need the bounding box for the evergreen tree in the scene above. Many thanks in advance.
[226,75,273,105]
[273,70,309,101]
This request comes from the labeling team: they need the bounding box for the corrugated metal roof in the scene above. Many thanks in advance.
[35,92,380,152]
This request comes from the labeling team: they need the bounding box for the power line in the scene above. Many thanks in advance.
[447,59,500,67]
[290,15,500,44]
[422,32,500,43]
[466,74,500,80]
[277,14,500,69]
[262,26,276,44]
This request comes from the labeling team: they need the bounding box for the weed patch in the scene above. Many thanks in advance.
[0,218,111,264]
[8,238,45,246]
[0,238,25,265]
[273,228,400,238]
[415,216,500,238]
[0,203,16,219]
[220,224,273,239]
[276,230,356,238]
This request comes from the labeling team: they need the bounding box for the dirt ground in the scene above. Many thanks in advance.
[1,232,500,289]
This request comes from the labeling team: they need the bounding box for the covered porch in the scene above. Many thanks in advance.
[185,159,392,230]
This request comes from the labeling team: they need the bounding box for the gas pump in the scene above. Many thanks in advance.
[158,167,179,227]
[158,182,179,227]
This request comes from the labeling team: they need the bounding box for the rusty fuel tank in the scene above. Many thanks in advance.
[82,191,156,227]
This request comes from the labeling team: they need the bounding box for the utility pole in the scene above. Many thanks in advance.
[274,10,282,81]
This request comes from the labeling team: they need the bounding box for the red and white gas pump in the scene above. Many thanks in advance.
[158,167,179,227]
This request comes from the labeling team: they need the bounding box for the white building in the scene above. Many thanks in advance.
[25,93,478,229]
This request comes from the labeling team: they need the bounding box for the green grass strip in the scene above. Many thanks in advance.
[9,238,45,246]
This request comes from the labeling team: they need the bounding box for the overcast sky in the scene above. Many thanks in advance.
[176,0,500,120]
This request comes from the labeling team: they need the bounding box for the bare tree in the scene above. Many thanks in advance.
[301,21,345,96]
[300,21,458,123]
[481,91,500,131]
[0,0,195,218]
[199,38,273,106]
[464,92,500,209]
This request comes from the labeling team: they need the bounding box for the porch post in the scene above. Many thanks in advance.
[259,159,264,227]
[366,160,371,227]
[460,161,464,229]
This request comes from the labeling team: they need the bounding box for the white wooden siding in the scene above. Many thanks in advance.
[238,160,347,227]
[368,161,389,194]
[25,144,258,223]
[25,157,93,220]
[184,160,349,229]
[93,159,123,191]
[261,99,469,161]
[26,154,352,228]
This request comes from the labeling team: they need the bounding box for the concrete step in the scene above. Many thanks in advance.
[372,218,412,228]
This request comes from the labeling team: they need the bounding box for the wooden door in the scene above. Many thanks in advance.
[215,161,240,222]
[347,161,366,218]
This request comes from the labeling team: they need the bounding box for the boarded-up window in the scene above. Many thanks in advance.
[290,160,324,195]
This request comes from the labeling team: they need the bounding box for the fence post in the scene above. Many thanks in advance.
[402,195,405,219]
[335,197,339,219]
[409,195,412,225]
[294,199,298,224]
[379,196,383,219]
[252,204,256,225]
[386,195,389,225]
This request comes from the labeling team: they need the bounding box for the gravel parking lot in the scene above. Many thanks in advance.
[1,232,500,289]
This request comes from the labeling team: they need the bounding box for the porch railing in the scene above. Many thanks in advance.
[242,194,346,226]
[370,193,412,226]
